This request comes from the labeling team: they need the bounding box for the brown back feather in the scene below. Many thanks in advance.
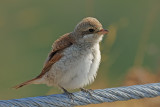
[13,33,73,89]
[36,32,73,78]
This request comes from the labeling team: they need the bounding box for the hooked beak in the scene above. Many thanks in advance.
[98,29,109,35]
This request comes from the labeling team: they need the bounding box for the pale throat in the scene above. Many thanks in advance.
[82,34,104,43]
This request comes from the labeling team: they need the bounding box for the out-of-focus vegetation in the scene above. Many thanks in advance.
[0,0,160,106]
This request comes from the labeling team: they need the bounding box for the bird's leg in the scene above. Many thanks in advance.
[80,88,93,96]
[61,87,74,99]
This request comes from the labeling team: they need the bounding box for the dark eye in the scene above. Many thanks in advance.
[88,29,95,32]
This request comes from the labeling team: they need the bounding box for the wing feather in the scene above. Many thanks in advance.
[13,33,73,89]
[38,33,73,78]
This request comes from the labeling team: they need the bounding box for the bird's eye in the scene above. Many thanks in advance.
[88,29,95,32]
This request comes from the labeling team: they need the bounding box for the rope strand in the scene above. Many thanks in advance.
[1,83,160,107]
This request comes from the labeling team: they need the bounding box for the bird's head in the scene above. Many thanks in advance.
[73,17,109,43]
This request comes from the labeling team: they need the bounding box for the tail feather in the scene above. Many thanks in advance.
[13,78,38,89]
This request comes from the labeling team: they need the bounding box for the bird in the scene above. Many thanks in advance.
[13,17,109,97]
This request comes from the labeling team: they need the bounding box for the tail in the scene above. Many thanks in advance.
[13,78,39,89]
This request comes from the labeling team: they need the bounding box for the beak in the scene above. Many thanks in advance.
[98,29,109,35]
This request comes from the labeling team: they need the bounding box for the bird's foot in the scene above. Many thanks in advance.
[62,88,74,100]
[80,88,93,96]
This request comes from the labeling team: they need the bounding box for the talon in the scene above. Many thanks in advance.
[61,87,74,100]
[80,88,93,96]
[64,90,74,99]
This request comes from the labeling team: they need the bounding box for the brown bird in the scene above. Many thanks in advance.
[14,17,109,97]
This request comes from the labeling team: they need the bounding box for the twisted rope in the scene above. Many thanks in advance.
[1,83,160,107]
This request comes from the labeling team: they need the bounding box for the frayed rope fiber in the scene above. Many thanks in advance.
[1,83,160,107]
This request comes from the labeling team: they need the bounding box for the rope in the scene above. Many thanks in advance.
[1,83,160,107]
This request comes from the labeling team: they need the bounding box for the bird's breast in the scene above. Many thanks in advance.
[48,43,101,89]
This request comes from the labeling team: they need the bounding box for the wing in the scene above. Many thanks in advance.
[13,33,74,89]
[37,33,73,78]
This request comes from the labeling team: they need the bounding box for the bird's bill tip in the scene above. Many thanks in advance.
[98,29,109,35]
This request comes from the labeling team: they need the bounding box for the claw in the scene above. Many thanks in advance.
[80,88,93,96]
[61,87,74,100]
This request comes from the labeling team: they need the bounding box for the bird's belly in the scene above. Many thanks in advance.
[60,51,100,89]
[46,44,101,89]
[58,55,94,89]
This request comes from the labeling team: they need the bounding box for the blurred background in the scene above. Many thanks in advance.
[0,0,160,106]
